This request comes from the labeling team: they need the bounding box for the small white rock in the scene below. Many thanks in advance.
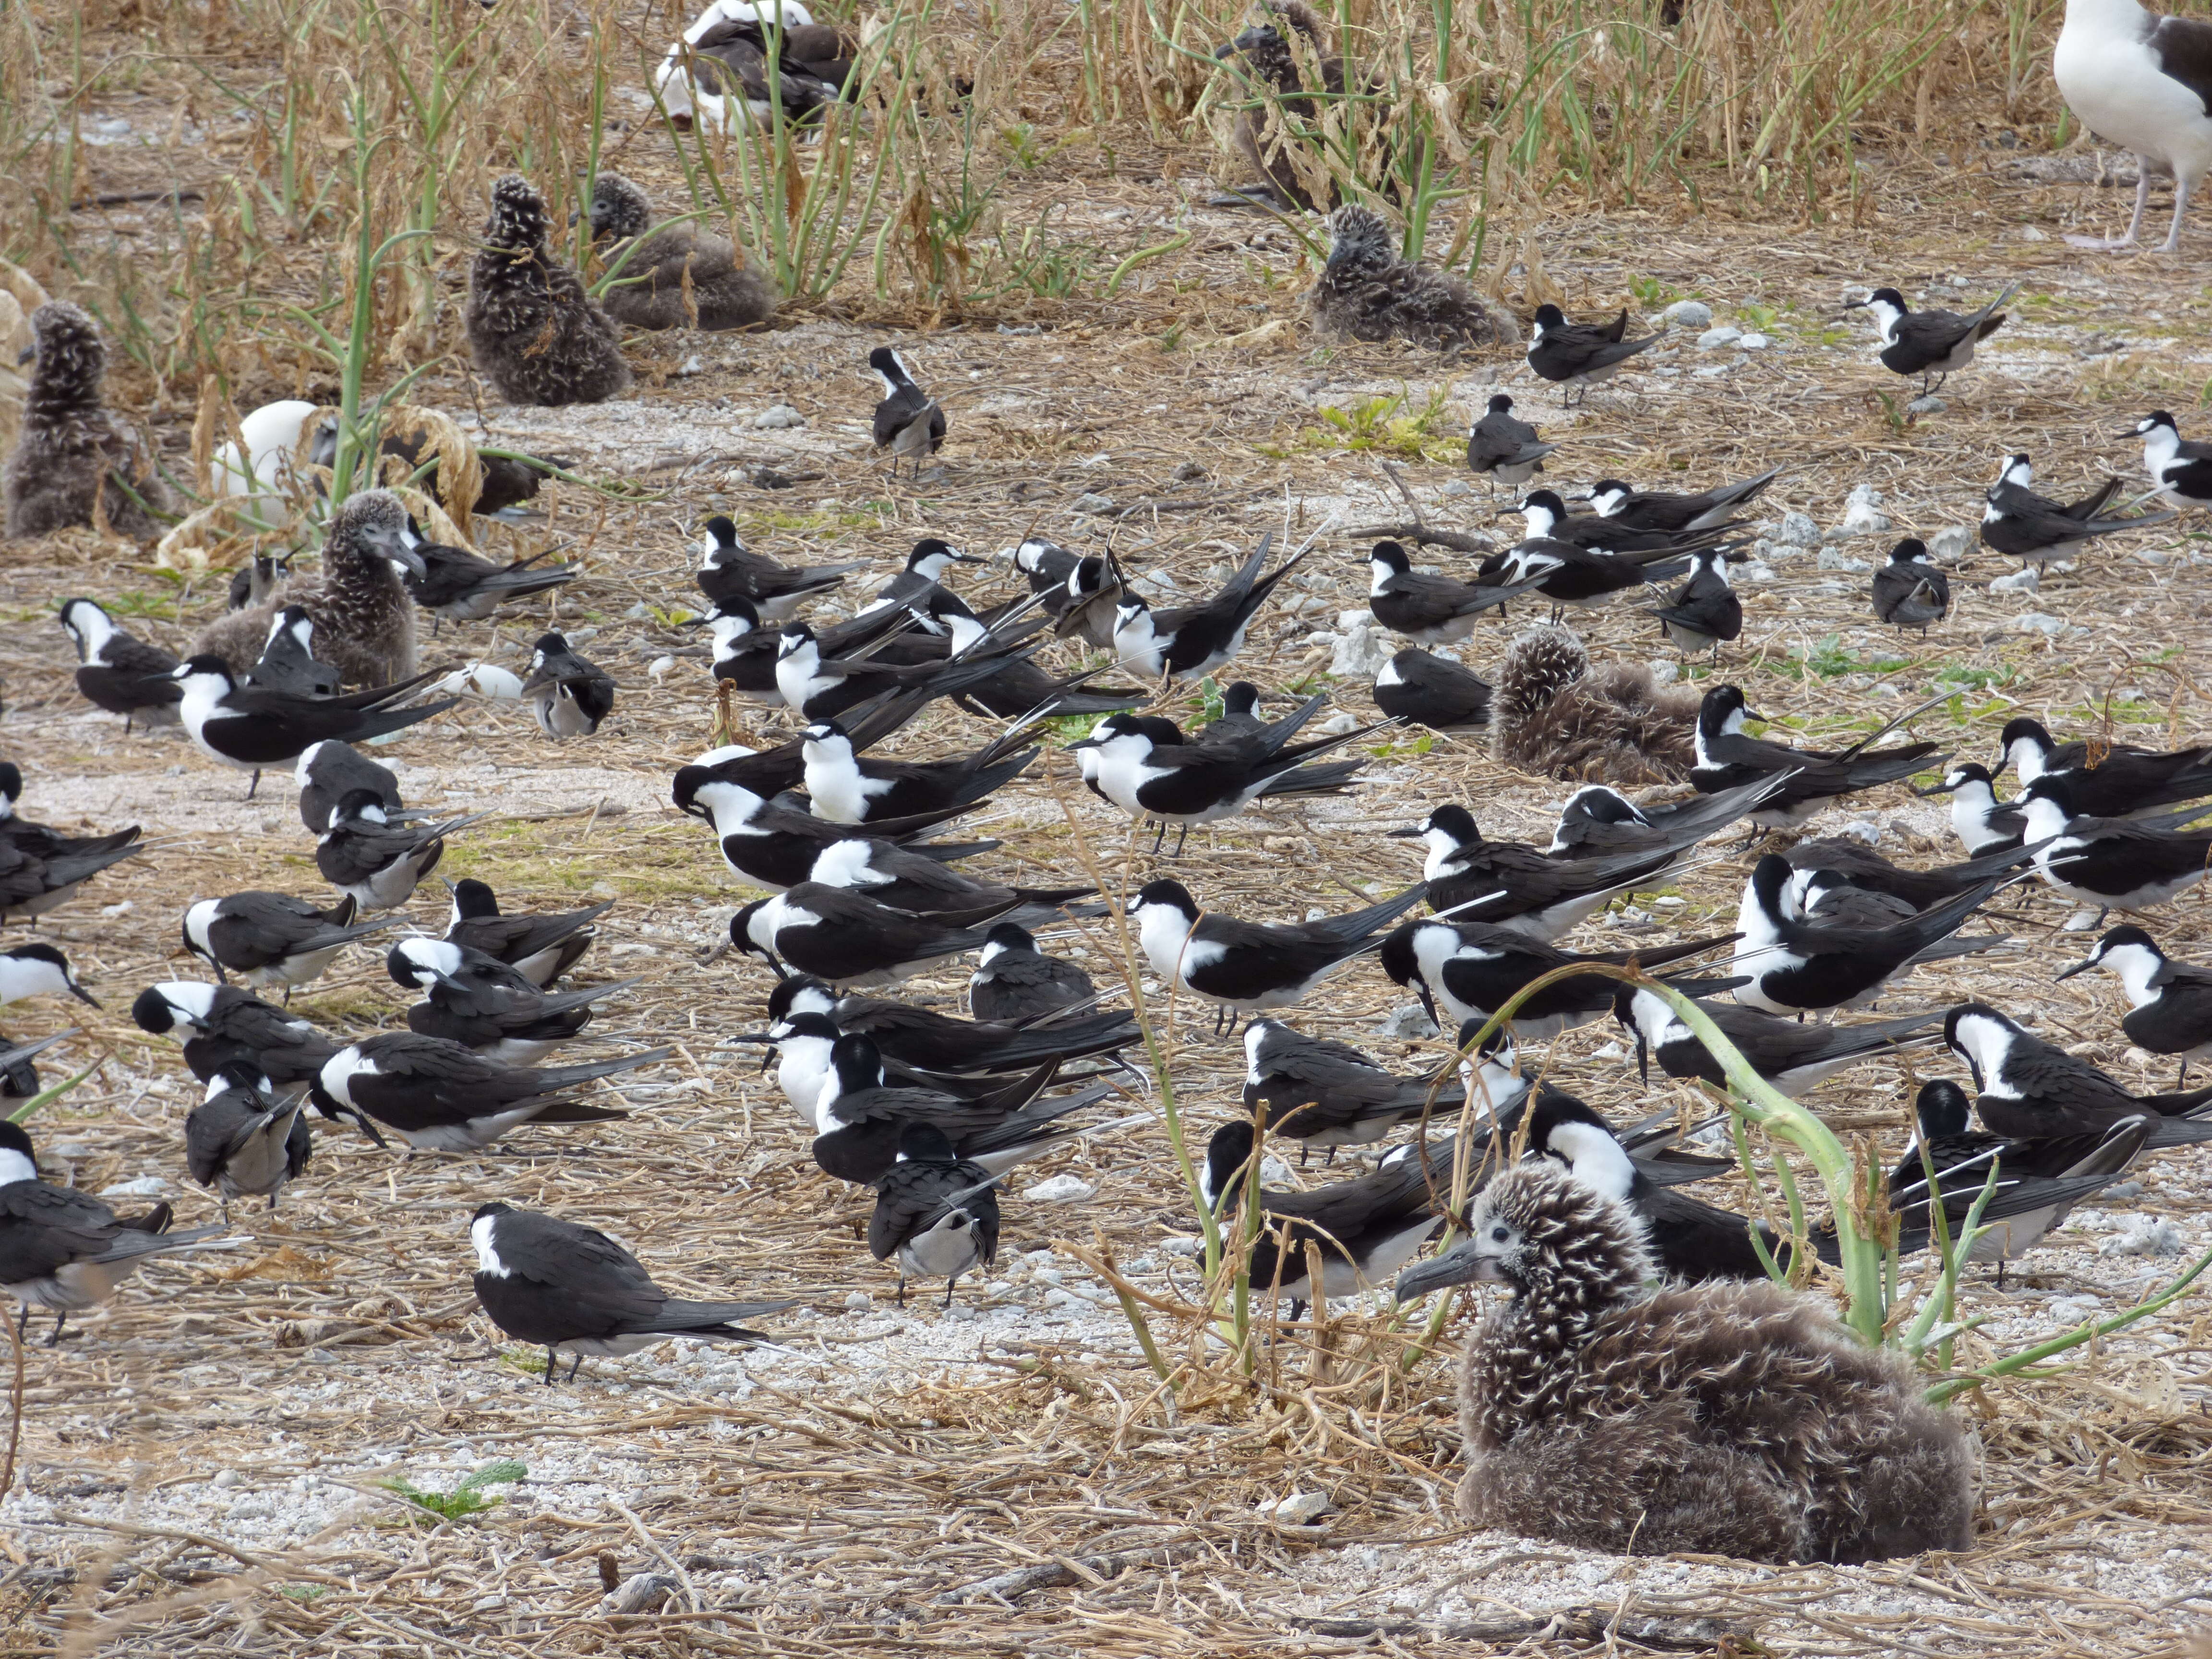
[2099,1217,2184,1258]
[1770,512,1820,549]
[1330,622,1394,679]
[844,1290,872,1311]
[211,1468,240,1490]
[1696,325,1742,350]
[1073,493,1115,515]
[1836,483,1891,537]
[647,655,676,683]
[1266,1491,1335,1525]
[1735,333,1771,350]
[1661,299,1713,329]
[1647,660,1679,686]
[1021,1174,1097,1202]
[753,404,805,430]
[2063,907,2103,932]
[1926,526,1974,565]
[98,1176,169,1198]
[2013,610,2069,635]
[1314,710,1361,736]
[1989,567,2041,594]
[1906,395,1948,415]
[1816,549,1871,572]
[1376,1004,1440,1039]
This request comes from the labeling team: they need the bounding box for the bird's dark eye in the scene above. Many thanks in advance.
[1490,1225,1509,1242]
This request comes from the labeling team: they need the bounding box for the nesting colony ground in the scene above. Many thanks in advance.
[7,52,2212,1659]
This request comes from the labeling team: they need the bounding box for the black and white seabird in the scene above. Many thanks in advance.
[2019,775,2212,918]
[1364,541,1526,644]
[695,516,865,622]
[0,765,133,868]
[1465,394,1554,493]
[1516,489,1718,555]
[2059,925,2212,1084]
[1980,453,2176,569]
[1781,837,2037,913]
[969,922,1096,1024]
[0,1120,217,1346]
[470,1202,788,1384]
[1130,879,1430,1033]
[857,538,986,620]
[1054,555,1124,649]
[168,655,457,797]
[683,774,992,892]
[389,938,637,1063]
[443,879,611,987]
[1587,469,1781,535]
[1844,284,2015,396]
[57,598,181,732]
[1644,547,1742,659]
[804,837,1095,928]
[1897,1079,2149,1279]
[0,943,100,1009]
[1491,533,1690,624]
[811,1034,1106,1184]
[1993,715,2212,819]
[317,791,485,912]
[897,587,1146,721]
[1378,916,1733,1039]
[1691,683,1946,830]
[1202,1122,1448,1320]
[867,1123,998,1305]
[1917,763,2027,855]
[1240,1019,1456,1159]
[243,606,340,699]
[522,631,615,738]
[2054,0,2212,253]
[1870,538,1950,633]
[704,596,785,704]
[1544,777,1783,863]
[733,885,999,987]
[316,1033,664,1151]
[184,1062,311,1215]
[182,890,392,994]
[0,786,139,923]
[403,536,575,627]
[774,618,1021,723]
[800,719,1037,826]
[131,981,338,1095]
[2134,410,2212,509]
[1111,535,1311,680]
[1390,803,1672,942]
[1945,1002,2212,1146]
[1523,304,1665,404]
[0,1032,68,1109]
[1613,984,1940,1099]
[869,347,946,476]
[1069,704,1383,855]
[1371,648,1491,734]
[294,740,410,836]
[763,975,1137,1076]
[1012,535,1081,597]
[1731,854,2004,1016]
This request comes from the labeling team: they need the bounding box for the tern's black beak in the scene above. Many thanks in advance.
[1385,826,1425,839]
[68,981,101,1009]
[1910,780,1957,798]
[2054,956,2097,982]
[1635,1032,1649,1087]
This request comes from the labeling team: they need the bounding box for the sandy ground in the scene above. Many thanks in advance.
[5,109,2212,1658]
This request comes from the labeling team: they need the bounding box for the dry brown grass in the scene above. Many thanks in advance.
[7,0,2212,1654]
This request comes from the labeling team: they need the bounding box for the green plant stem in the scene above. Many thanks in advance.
[1926,1241,2212,1406]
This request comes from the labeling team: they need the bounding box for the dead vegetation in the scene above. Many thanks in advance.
[5,0,2212,1653]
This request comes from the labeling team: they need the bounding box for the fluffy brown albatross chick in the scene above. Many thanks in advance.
[1308,204,1520,349]
[4,301,173,540]
[1414,1162,1974,1564]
